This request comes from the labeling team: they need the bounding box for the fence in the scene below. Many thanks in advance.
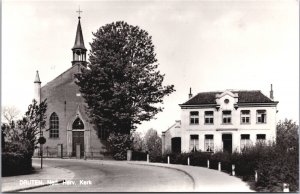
[34,145,106,159]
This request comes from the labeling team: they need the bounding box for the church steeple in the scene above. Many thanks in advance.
[72,8,87,67]
[33,71,41,104]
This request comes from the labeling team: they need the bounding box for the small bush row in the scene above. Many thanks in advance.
[132,151,147,161]
[2,152,32,176]
[2,140,34,176]
[152,144,298,192]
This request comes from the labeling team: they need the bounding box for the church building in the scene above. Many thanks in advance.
[33,15,104,158]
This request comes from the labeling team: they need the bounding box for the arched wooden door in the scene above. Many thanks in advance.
[72,118,84,157]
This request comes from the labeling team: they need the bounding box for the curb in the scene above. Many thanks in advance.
[127,162,196,191]
[2,180,65,193]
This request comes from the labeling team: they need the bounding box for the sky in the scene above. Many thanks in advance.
[2,0,299,135]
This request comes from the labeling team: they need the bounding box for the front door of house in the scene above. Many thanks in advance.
[171,137,181,153]
[222,134,232,153]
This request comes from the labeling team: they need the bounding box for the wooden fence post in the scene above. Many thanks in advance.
[167,156,170,164]
[207,159,210,168]
[255,170,258,182]
[218,162,221,171]
[187,157,190,166]
[283,183,289,192]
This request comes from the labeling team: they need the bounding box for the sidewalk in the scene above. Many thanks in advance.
[128,161,254,192]
[2,162,75,192]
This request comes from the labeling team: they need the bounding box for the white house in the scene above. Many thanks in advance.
[162,86,278,154]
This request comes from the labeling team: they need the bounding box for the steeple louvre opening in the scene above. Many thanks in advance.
[72,16,87,67]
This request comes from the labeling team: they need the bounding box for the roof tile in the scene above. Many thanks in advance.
[181,90,274,105]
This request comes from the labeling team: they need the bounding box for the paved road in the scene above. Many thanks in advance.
[27,158,193,192]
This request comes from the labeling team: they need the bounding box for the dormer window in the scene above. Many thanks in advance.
[190,111,199,125]
[222,110,232,124]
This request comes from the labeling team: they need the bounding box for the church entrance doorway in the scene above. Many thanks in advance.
[72,118,84,157]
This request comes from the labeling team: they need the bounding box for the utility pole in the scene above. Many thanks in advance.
[40,129,43,169]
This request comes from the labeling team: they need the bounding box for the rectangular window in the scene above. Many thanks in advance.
[190,111,199,125]
[241,110,250,124]
[240,134,251,150]
[257,110,267,123]
[204,135,214,152]
[257,134,266,144]
[189,135,199,151]
[204,111,214,124]
[222,110,232,124]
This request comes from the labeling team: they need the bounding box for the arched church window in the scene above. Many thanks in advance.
[72,118,84,129]
[49,112,59,138]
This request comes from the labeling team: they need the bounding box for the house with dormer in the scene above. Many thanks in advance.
[162,86,278,154]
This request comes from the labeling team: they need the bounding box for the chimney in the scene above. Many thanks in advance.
[188,87,193,99]
[270,84,274,100]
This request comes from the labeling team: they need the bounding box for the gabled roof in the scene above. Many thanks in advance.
[41,63,85,89]
[72,18,86,51]
[181,90,275,106]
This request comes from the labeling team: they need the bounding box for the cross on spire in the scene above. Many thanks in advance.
[76,6,83,19]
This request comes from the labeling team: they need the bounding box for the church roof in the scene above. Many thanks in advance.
[34,70,41,83]
[72,18,86,51]
[181,90,276,106]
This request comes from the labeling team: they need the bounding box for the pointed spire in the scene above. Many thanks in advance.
[72,17,86,51]
[34,70,41,83]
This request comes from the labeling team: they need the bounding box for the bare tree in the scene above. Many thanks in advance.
[2,106,20,124]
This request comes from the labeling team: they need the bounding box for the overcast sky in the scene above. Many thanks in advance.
[2,0,299,135]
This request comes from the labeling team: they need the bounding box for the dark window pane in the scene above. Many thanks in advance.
[241,110,250,114]
[205,111,213,115]
[257,110,266,113]
[190,111,199,116]
[241,134,250,139]
[205,135,213,139]
[72,118,84,129]
[257,134,266,140]
[223,111,231,115]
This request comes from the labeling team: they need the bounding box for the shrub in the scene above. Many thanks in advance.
[2,152,32,176]
[154,143,298,192]
[107,132,132,160]
[208,151,231,172]
[255,145,299,192]
[132,151,147,161]
[189,152,211,167]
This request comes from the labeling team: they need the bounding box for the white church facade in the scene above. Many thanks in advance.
[162,87,279,154]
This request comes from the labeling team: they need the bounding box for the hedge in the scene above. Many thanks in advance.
[152,145,299,192]
[132,151,147,161]
[2,152,32,176]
